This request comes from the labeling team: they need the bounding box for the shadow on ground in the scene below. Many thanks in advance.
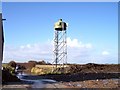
[21,72,120,82]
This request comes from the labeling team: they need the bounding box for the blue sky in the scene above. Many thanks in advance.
[2,2,118,64]
[0,2,2,13]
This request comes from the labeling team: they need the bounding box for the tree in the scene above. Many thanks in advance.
[8,61,16,68]
[28,61,36,69]
[37,60,46,65]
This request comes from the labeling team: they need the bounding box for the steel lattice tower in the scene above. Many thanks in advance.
[53,19,67,69]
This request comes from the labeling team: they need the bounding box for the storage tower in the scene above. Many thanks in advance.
[53,19,67,70]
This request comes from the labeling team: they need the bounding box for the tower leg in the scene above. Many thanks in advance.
[53,30,67,73]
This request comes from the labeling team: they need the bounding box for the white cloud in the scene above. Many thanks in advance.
[67,37,81,47]
[3,38,117,64]
[20,45,24,49]
[67,37,92,48]
[102,51,110,55]
[3,43,53,63]
[26,44,31,48]
[85,43,92,48]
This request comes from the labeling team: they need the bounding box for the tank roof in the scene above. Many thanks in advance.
[54,19,67,31]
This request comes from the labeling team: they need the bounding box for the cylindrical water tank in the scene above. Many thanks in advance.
[54,19,67,31]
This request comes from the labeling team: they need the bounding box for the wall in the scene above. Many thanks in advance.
[0,13,4,67]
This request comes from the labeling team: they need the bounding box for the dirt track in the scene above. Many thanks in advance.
[56,79,119,88]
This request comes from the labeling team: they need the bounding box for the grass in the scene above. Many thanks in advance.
[31,65,70,75]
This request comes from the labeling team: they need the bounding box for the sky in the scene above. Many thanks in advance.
[0,2,2,13]
[1,0,119,2]
[1,2,118,64]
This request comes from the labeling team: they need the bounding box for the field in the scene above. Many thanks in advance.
[31,63,120,88]
[31,63,119,74]
[2,63,120,88]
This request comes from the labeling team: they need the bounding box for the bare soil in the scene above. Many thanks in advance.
[37,63,120,88]
[2,63,120,89]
